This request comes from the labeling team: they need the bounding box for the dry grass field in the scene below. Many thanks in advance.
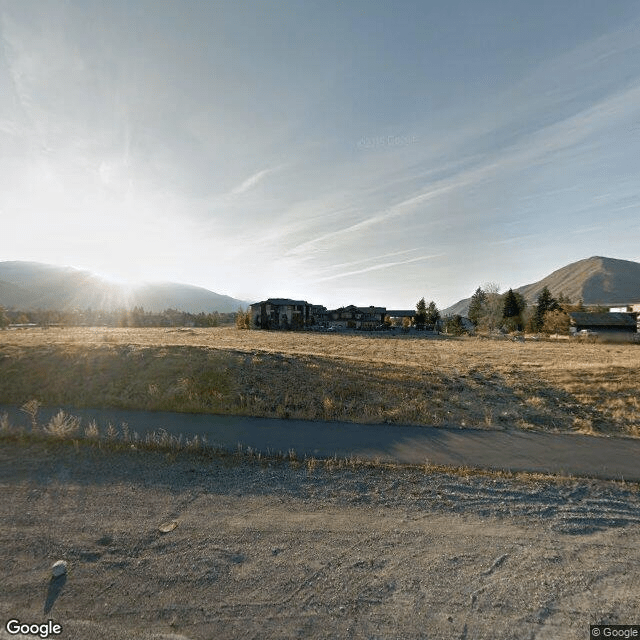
[1,326,639,436]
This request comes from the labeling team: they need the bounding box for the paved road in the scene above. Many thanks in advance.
[2,405,639,481]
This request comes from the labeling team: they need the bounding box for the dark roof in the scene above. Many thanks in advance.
[386,310,415,317]
[356,306,386,313]
[569,312,637,327]
[252,298,308,306]
[330,305,386,313]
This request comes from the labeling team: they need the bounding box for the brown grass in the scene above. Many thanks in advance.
[0,326,639,436]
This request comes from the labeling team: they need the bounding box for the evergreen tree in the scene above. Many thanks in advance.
[532,287,559,331]
[425,300,441,329]
[503,289,526,331]
[468,287,486,326]
[514,291,526,315]
[503,289,520,319]
[415,297,427,328]
[443,314,465,335]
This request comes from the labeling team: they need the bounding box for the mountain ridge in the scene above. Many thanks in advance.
[443,256,640,316]
[3,257,639,317]
[0,261,249,313]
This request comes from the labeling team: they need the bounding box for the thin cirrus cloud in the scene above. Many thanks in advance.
[228,56,640,304]
[311,253,446,284]
[314,248,422,274]
[281,25,640,274]
[229,166,282,196]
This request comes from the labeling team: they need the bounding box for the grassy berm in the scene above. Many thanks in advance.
[1,327,639,435]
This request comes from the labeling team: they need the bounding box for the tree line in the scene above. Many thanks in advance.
[405,286,598,336]
[0,306,236,328]
[467,285,589,334]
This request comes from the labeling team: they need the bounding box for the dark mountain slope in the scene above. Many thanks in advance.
[0,261,248,313]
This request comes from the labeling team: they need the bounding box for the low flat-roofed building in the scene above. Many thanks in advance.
[569,312,638,335]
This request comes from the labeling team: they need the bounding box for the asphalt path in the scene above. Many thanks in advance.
[2,405,639,481]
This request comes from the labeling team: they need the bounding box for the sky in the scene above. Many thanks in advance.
[1,1,640,310]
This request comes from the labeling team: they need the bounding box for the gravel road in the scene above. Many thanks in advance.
[1,441,639,639]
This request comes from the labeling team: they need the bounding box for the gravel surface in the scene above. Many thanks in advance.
[1,441,639,639]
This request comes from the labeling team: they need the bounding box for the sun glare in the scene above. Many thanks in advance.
[91,268,143,288]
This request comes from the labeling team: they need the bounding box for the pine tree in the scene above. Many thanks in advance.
[425,301,441,329]
[415,297,427,328]
[468,287,486,326]
[503,289,526,331]
[503,289,520,319]
[533,287,559,331]
[443,314,465,335]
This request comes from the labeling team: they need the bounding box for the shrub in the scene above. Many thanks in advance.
[44,410,80,437]
[235,307,252,329]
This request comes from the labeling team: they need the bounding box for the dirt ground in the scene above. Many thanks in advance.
[1,441,639,640]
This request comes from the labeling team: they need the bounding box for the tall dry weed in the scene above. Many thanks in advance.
[85,420,100,439]
[21,399,40,431]
[44,410,80,437]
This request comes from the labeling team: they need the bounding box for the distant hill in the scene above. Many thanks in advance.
[443,256,640,316]
[0,261,249,313]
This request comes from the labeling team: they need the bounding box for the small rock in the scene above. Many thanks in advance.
[158,520,178,534]
[51,560,67,578]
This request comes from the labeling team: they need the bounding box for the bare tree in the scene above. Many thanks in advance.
[478,282,503,333]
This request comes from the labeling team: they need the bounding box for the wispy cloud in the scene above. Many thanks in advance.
[354,77,640,234]
[230,166,281,195]
[312,253,445,283]
[570,225,604,235]
[283,176,467,257]
[316,248,420,273]
[491,234,539,246]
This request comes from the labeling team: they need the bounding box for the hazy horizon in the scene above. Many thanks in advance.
[2,2,640,309]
